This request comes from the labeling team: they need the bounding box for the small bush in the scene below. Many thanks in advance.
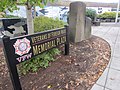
[18,16,64,75]
[34,16,65,32]
[18,48,60,75]
[2,14,19,18]
[97,12,117,19]
[97,12,120,19]
[86,9,96,21]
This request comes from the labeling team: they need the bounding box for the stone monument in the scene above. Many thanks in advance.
[69,1,86,42]
[85,17,91,39]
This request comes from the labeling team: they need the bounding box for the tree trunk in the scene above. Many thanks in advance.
[26,7,34,34]
[33,6,36,18]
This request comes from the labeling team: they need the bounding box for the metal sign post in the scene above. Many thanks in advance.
[2,36,22,90]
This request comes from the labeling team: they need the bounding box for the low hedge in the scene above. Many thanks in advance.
[97,12,120,19]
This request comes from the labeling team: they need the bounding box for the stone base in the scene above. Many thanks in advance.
[92,21,100,26]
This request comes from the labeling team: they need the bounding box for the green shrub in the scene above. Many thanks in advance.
[18,16,64,75]
[34,16,65,32]
[2,14,19,18]
[98,12,115,19]
[86,9,96,21]
[18,48,60,75]
[97,12,120,19]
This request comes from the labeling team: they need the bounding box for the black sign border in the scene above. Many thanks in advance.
[2,25,69,90]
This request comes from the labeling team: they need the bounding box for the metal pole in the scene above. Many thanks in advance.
[115,0,120,23]
[64,25,69,55]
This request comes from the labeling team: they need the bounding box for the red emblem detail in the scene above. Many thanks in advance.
[13,38,31,56]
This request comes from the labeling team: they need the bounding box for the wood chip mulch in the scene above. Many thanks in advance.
[0,35,111,90]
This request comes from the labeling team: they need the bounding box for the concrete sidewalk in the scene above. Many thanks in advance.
[91,23,120,90]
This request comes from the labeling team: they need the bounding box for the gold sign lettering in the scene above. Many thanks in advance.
[31,30,66,56]
[33,45,38,55]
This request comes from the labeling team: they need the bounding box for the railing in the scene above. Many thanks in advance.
[0,18,27,36]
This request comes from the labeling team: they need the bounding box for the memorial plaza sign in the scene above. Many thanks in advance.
[2,26,69,90]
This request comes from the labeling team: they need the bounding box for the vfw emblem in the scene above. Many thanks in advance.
[13,38,31,56]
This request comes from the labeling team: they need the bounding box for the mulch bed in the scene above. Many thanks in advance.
[0,35,111,90]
